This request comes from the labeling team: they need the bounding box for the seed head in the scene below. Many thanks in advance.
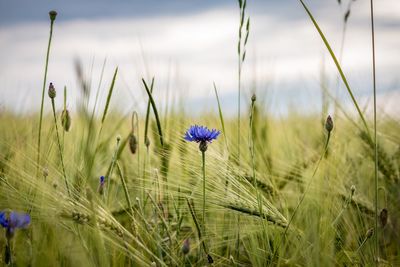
[61,109,71,132]
[49,10,57,21]
[251,93,256,102]
[128,133,138,154]
[116,135,121,143]
[325,115,333,132]
[48,83,56,99]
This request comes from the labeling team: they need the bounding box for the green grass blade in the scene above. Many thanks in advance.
[101,67,118,124]
[144,77,154,145]
[213,82,229,152]
[142,78,164,147]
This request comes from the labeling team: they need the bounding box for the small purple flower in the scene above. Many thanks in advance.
[0,211,30,240]
[184,125,220,152]
[98,176,105,195]
[184,125,220,143]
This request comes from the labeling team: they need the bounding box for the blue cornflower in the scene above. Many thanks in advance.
[184,125,220,152]
[100,175,105,186]
[0,211,30,240]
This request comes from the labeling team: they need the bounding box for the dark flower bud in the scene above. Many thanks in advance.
[379,208,388,227]
[366,228,374,239]
[49,10,57,21]
[98,176,105,195]
[48,83,56,99]
[350,185,356,195]
[199,140,208,152]
[181,238,190,255]
[207,254,214,264]
[145,136,151,148]
[129,133,137,154]
[325,115,333,132]
[61,109,71,132]
[344,10,351,23]
[251,93,256,102]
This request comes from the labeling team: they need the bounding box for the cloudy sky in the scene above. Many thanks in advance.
[0,0,399,116]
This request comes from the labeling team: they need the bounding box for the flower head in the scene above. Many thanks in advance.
[0,211,30,240]
[48,82,56,99]
[184,125,220,143]
[184,125,220,152]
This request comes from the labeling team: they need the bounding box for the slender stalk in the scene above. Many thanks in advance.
[186,198,211,261]
[272,130,331,262]
[142,78,163,147]
[106,137,121,204]
[249,96,270,252]
[37,14,56,176]
[50,98,71,197]
[370,0,379,262]
[201,151,206,234]
[116,162,134,216]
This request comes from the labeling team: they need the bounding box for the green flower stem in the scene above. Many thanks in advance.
[37,18,55,176]
[201,150,206,235]
[51,98,71,197]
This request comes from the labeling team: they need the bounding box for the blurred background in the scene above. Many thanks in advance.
[0,0,399,117]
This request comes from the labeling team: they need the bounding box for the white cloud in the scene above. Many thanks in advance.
[0,1,399,116]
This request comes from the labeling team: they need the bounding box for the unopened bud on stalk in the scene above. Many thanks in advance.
[181,239,190,255]
[48,83,56,99]
[61,109,71,132]
[199,140,208,152]
[145,136,151,148]
[251,93,256,102]
[49,10,57,21]
[116,135,121,143]
[207,254,214,264]
[350,185,356,195]
[379,208,388,227]
[325,115,333,132]
[128,132,137,154]
[366,228,374,239]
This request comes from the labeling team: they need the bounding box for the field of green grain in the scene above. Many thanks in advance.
[0,1,399,266]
